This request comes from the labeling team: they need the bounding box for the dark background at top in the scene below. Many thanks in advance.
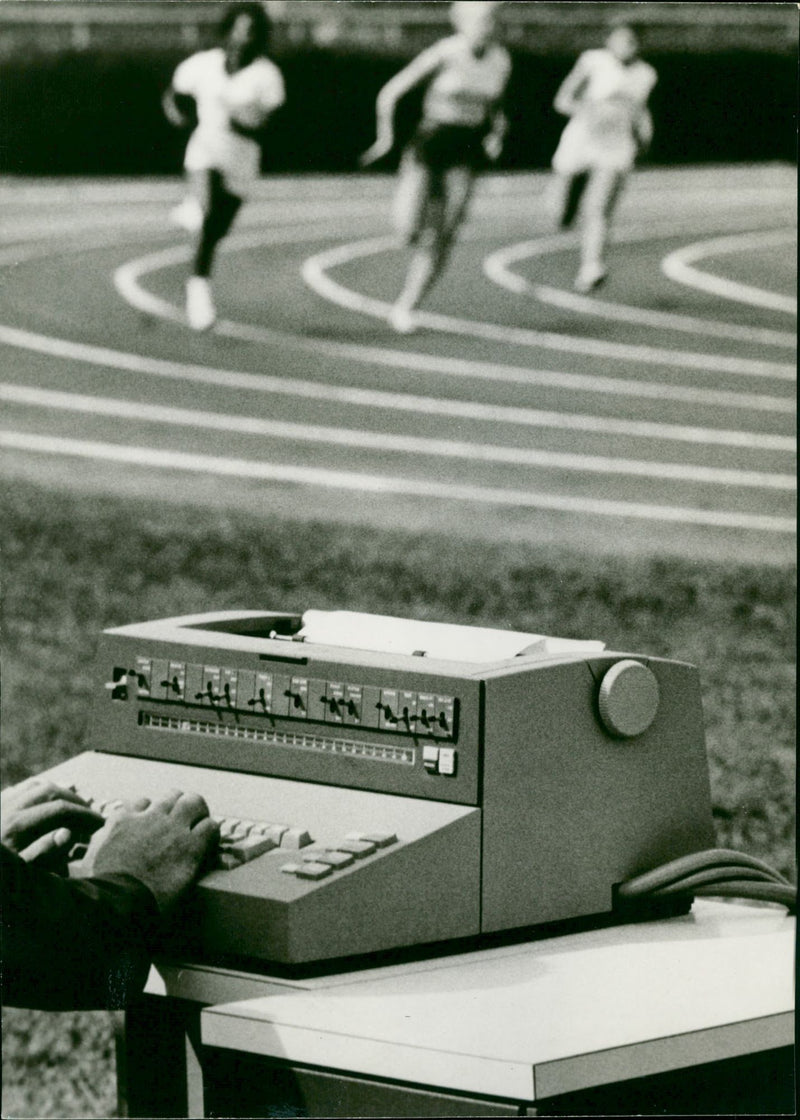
[0,0,796,174]
[1,48,795,175]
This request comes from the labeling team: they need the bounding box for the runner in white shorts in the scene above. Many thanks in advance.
[361,1,511,334]
[163,3,285,330]
[550,22,657,292]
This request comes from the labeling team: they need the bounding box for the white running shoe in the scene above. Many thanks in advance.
[186,277,216,331]
[170,197,203,233]
[574,264,608,293]
[388,305,417,334]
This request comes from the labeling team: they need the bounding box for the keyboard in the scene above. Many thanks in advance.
[46,751,480,965]
[68,791,397,880]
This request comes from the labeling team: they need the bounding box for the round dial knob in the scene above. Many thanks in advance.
[598,660,659,738]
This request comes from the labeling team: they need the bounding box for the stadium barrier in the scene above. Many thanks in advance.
[0,46,794,176]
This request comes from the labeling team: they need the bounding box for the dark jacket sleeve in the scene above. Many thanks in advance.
[0,845,160,1010]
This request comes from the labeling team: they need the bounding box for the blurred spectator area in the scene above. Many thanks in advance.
[0,2,796,57]
[0,1,796,173]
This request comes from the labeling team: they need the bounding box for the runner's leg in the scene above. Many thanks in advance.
[390,165,474,330]
[186,170,242,329]
[576,167,626,290]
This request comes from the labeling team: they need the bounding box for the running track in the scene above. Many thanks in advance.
[0,166,795,565]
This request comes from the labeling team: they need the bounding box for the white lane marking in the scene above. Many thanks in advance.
[483,234,796,348]
[5,200,793,418]
[1,430,794,533]
[4,383,792,491]
[1,175,793,207]
[302,238,796,380]
[113,233,794,416]
[0,323,792,452]
[661,230,797,314]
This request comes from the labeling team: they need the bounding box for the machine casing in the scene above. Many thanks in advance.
[44,610,715,967]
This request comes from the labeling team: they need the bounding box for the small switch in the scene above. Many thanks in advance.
[201,666,221,707]
[434,696,456,739]
[286,677,309,717]
[280,827,313,849]
[346,831,397,848]
[417,693,436,735]
[398,690,417,733]
[135,656,153,696]
[283,861,332,881]
[221,668,238,709]
[437,748,457,776]
[249,672,273,713]
[226,834,277,862]
[333,839,376,859]
[235,669,256,711]
[251,823,288,844]
[321,681,343,723]
[423,745,440,772]
[105,667,130,700]
[378,689,400,730]
[150,659,170,700]
[343,684,363,725]
[216,850,244,871]
[306,850,355,868]
[184,663,204,705]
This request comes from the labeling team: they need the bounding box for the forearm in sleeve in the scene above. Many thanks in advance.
[1,847,160,1010]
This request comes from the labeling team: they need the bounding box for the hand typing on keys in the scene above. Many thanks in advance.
[0,777,105,872]
[81,790,219,913]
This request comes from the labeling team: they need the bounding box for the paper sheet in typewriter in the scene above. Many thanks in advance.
[298,610,606,663]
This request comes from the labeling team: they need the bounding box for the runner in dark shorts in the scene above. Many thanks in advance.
[362,2,511,333]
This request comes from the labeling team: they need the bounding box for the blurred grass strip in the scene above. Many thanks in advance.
[1,480,795,1118]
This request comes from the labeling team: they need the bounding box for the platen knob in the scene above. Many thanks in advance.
[598,660,659,738]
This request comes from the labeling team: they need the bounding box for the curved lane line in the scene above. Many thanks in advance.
[0,224,793,451]
[4,383,793,491]
[661,230,797,314]
[1,430,794,534]
[1,198,794,534]
[302,238,795,381]
[112,231,796,415]
[113,235,793,417]
[0,322,792,453]
[483,233,796,349]
[4,209,792,416]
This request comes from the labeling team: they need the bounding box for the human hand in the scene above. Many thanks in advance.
[162,88,196,130]
[82,790,219,913]
[359,122,395,168]
[482,131,504,162]
[1,777,105,868]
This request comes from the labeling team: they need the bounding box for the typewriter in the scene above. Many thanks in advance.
[43,609,715,968]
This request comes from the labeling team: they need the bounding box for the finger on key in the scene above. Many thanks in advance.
[149,789,184,815]
[193,815,221,852]
[170,791,212,827]
[13,801,105,836]
[12,781,94,810]
[20,827,73,863]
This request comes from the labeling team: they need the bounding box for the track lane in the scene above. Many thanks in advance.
[0,169,795,562]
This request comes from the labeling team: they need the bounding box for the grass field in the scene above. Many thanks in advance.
[1,479,796,1118]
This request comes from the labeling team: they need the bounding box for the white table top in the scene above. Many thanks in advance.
[200,901,795,1102]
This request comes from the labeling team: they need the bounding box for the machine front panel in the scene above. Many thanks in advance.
[93,634,481,805]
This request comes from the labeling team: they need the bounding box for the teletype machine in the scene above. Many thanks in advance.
[45,609,718,969]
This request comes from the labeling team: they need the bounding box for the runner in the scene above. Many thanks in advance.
[163,3,285,330]
[550,21,657,292]
[362,1,511,333]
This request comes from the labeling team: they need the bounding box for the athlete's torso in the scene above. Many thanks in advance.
[173,48,285,140]
[573,48,656,138]
[422,35,511,129]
